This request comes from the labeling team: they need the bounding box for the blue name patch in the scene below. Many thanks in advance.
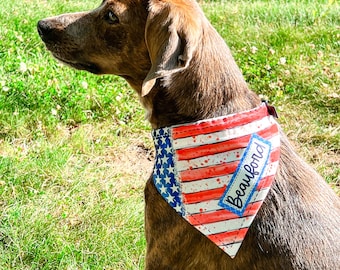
[219,134,271,216]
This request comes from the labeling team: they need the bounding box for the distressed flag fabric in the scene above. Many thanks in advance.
[152,103,280,258]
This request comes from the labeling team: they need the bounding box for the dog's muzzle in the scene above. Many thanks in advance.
[37,20,56,42]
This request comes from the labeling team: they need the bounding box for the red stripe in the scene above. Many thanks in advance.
[256,175,275,190]
[182,186,226,204]
[183,176,274,206]
[172,105,268,139]
[188,201,262,225]
[270,147,280,162]
[179,146,280,183]
[177,136,250,161]
[180,161,239,182]
[182,175,274,207]
[269,147,280,163]
[176,124,279,161]
[207,228,249,246]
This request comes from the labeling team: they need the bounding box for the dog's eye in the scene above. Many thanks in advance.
[105,10,119,24]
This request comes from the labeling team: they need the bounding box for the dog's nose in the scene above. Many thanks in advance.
[37,20,53,39]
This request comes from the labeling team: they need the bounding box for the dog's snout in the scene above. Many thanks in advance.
[37,20,57,41]
[37,20,51,37]
[37,20,48,36]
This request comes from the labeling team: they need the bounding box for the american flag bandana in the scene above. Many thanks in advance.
[152,103,280,258]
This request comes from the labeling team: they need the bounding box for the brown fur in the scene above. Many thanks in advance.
[37,0,340,269]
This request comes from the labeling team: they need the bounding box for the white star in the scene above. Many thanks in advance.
[154,175,162,185]
[161,155,169,164]
[153,167,158,175]
[159,185,167,194]
[174,203,183,213]
[167,165,175,174]
[159,167,165,175]
[155,129,160,136]
[157,148,163,156]
[165,145,172,154]
[170,184,179,194]
[166,193,175,203]
[164,175,171,184]
[161,137,167,145]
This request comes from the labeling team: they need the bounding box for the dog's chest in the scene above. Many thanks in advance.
[152,104,280,258]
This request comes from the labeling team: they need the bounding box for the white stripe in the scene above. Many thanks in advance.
[181,175,233,194]
[268,135,280,150]
[184,188,270,215]
[176,148,245,172]
[176,136,280,172]
[195,215,255,235]
[181,161,279,194]
[173,116,276,150]
[263,160,279,177]
[220,242,243,258]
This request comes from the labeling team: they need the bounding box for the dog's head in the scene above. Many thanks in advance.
[37,0,202,96]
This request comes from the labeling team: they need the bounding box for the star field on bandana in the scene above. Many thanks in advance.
[152,128,184,216]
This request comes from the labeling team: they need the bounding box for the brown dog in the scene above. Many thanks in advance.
[37,0,340,269]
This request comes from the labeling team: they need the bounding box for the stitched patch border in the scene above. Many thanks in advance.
[218,134,272,216]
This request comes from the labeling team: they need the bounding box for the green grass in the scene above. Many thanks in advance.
[0,0,339,269]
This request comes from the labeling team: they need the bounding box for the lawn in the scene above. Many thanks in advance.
[0,0,339,269]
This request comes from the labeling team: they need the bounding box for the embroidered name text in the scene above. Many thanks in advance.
[219,134,271,216]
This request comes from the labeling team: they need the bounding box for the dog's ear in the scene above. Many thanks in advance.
[142,0,200,96]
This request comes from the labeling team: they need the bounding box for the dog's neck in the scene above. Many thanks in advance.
[135,12,260,129]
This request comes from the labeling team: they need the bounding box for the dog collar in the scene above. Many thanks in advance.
[152,103,280,258]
